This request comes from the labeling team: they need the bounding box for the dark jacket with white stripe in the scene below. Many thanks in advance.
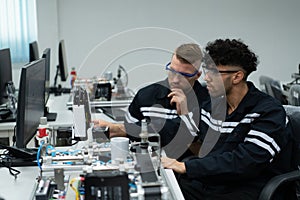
[184,81,292,195]
[124,78,209,158]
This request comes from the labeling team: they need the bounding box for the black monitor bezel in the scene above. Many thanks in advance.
[0,48,13,105]
[42,48,51,104]
[29,41,39,62]
[16,59,46,148]
[58,40,68,82]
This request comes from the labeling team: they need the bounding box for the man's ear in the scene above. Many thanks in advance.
[232,71,245,84]
[195,71,201,79]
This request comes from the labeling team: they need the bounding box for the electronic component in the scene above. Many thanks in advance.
[54,168,65,191]
[84,171,130,200]
[35,179,57,200]
[56,126,72,146]
[94,82,112,101]
[72,85,91,141]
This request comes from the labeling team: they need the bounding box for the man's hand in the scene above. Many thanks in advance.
[93,119,111,127]
[167,88,188,115]
[161,156,186,174]
[92,119,126,137]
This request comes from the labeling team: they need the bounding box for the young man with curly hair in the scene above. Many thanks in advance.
[162,39,291,199]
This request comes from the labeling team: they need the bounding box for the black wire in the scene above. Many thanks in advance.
[0,158,21,179]
[0,145,21,178]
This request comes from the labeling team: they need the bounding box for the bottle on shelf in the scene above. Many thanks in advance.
[36,116,50,145]
[70,67,77,88]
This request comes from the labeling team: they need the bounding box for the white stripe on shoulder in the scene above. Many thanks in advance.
[220,127,234,133]
[222,121,239,127]
[125,111,139,123]
[142,112,178,119]
[240,118,254,123]
[201,109,222,125]
[187,112,200,132]
[140,107,177,114]
[202,116,220,132]
[245,113,260,118]
[244,138,276,158]
[180,114,198,136]
[247,130,280,152]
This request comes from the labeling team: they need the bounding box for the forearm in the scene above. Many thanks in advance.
[94,120,126,137]
[161,156,186,174]
[109,123,126,137]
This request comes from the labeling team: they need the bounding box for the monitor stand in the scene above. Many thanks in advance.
[44,106,57,121]
[49,85,71,96]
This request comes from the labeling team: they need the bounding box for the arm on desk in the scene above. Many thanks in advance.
[93,119,126,138]
[161,156,186,174]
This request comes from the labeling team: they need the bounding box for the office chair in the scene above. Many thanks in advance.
[270,82,288,105]
[288,84,300,106]
[259,75,287,104]
[259,75,276,97]
[258,105,300,200]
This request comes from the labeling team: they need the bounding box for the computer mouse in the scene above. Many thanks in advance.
[0,109,12,119]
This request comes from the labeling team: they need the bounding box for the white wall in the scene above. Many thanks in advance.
[36,0,300,91]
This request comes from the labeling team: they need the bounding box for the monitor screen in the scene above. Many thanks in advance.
[29,41,39,62]
[58,40,68,82]
[16,59,46,148]
[42,48,57,121]
[0,48,13,105]
[42,48,51,104]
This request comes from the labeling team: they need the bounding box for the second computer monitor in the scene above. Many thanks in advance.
[29,41,39,62]
[16,59,46,148]
[0,48,13,105]
[58,40,68,82]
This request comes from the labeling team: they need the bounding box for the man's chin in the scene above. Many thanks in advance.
[208,91,225,98]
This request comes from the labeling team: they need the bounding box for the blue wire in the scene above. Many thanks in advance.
[37,141,44,170]
[45,145,55,156]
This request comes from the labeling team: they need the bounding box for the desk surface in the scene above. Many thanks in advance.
[0,166,39,200]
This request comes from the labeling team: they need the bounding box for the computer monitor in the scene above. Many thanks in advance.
[58,40,68,81]
[51,40,70,95]
[16,59,46,148]
[42,48,51,104]
[29,41,39,62]
[42,48,57,121]
[0,48,13,105]
[58,40,68,82]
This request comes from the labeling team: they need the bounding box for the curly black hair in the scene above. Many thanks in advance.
[204,39,259,79]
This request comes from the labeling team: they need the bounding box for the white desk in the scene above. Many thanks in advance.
[46,94,74,128]
[0,166,39,200]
